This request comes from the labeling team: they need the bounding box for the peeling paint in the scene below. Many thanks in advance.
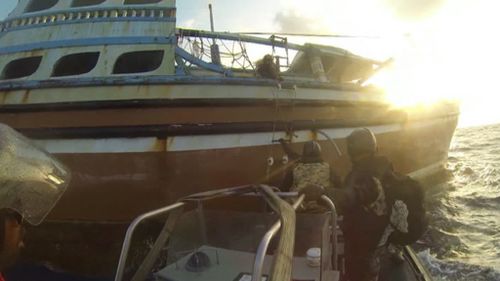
[152,137,167,152]
[21,89,29,104]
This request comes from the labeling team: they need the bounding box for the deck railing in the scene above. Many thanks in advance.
[0,6,175,32]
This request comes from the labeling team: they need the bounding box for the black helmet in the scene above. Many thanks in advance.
[302,141,322,163]
[347,128,377,160]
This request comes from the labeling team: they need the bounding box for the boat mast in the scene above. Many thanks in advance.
[208,3,221,65]
[209,4,216,36]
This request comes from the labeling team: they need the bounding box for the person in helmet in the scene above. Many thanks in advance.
[297,129,391,209]
[301,128,423,281]
[0,124,70,279]
[280,140,340,210]
[345,128,394,185]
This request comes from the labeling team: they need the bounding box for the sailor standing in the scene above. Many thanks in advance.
[301,128,427,281]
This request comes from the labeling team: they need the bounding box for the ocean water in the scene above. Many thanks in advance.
[416,123,500,281]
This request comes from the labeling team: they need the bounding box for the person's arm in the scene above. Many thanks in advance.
[281,168,294,192]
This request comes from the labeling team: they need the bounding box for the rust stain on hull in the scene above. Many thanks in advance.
[43,115,457,222]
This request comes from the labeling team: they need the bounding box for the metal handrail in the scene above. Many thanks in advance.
[115,186,302,281]
[251,191,304,281]
[4,5,173,23]
[114,202,185,281]
[320,195,339,271]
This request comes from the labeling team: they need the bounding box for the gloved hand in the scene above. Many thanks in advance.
[299,184,326,202]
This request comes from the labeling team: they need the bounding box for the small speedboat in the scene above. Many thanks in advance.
[112,185,433,281]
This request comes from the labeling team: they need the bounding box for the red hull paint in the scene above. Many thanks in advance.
[44,115,457,222]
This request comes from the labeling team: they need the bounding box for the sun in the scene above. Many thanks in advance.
[357,0,500,128]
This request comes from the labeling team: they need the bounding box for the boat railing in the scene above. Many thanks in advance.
[113,185,305,281]
[114,201,185,281]
[251,186,304,281]
[321,195,339,271]
[176,28,300,74]
[252,191,340,281]
[0,5,175,33]
[176,28,383,84]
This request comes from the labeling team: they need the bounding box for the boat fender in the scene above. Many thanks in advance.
[282,155,289,165]
[267,157,275,166]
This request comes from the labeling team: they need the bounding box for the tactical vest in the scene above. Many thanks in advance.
[291,162,331,192]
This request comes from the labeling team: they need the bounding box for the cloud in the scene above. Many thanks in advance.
[383,0,447,20]
[274,10,327,34]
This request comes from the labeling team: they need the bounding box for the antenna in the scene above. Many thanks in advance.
[208,3,221,65]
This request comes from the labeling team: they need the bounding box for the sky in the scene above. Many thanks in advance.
[1,0,499,127]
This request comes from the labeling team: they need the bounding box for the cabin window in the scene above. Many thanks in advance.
[113,50,164,74]
[1,56,42,79]
[24,0,59,13]
[71,0,106,7]
[124,0,162,4]
[52,52,99,77]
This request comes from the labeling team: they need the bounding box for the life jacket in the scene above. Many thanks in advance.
[383,172,428,246]
[291,162,331,192]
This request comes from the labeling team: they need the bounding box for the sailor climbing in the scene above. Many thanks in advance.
[0,124,70,280]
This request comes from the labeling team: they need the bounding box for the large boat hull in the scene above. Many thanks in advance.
[0,83,459,276]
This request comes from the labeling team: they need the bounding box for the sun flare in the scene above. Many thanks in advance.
[354,0,500,127]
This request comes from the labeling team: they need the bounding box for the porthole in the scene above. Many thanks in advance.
[113,50,164,74]
[25,0,59,13]
[52,52,99,77]
[2,56,42,79]
[71,0,106,7]
[124,0,162,5]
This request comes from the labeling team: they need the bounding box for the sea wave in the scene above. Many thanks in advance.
[421,123,500,280]
[418,249,500,281]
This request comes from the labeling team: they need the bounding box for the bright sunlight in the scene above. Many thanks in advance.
[363,0,500,127]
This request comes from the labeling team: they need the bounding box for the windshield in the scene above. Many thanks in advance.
[0,124,70,225]
[148,208,330,281]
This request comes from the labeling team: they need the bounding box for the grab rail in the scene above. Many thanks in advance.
[251,187,304,281]
[115,185,303,281]
[114,202,185,281]
[320,195,339,271]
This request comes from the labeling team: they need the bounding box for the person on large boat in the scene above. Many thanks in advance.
[0,124,70,280]
[256,54,282,80]
[301,128,428,281]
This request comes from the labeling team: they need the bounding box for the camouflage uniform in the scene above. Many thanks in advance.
[291,162,331,211]
[291,162,331,192]
[342,156,393,281]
